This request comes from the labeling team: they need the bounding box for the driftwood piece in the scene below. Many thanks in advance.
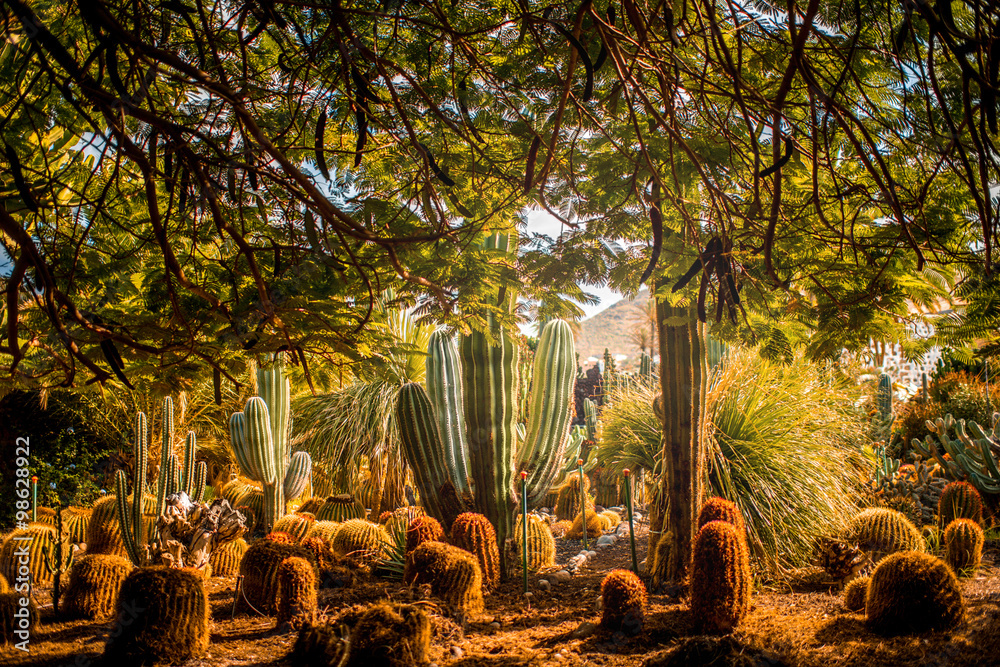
[154,493,246,569]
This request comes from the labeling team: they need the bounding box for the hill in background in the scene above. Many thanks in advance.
[574,288,654,369]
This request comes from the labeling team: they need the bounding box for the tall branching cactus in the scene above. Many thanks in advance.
[229,356,312,532]
[912,413,1000,494]
[116,412,150,566]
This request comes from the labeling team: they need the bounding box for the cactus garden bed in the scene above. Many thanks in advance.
[4,530,1000,667]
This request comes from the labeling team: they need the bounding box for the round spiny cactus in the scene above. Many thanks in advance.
[566,509,603,541]
[274,513,315,542]
[845,507,924,564]
[515,514,556,571]
[555,472,593,521]
[865,551,964,635]
[296,497,324,515]
[209,538,248,578]
[331,519,388,564]
[385,506,423,539]
[690,521,752,634]
[378,510,393,524]
[291,622,351,666]
[1,592,38,645]
[450,513,500,592]
[599,510,622,529]
[277,556,317,631]
[404,541,485,614]
[938,481,983,530]
[265,531,296,545]
[697,497,746,536]
[62,554,132,620]
[86,494,128,557]
[406,515,444,558]
[102,567,209,664]
[551,520,572,538]
[316,494,366,522]
[600,569,647,635]
[842,575,870,613]
[239,539,317,613]
[305,520,340,542]
[1,524,59,588]
[349,603,432,667]
[944,518,984,577]
[55,506,91,544]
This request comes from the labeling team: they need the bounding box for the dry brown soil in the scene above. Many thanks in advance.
[4,528,1000,667]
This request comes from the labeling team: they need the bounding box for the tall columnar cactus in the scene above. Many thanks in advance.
[229,357,312,532]
[876,372,893,424]
[639,352,652,379]
[518,319,577,506]
[42,506,74,616]
[912,413,1000,493]
[116,412,150,566]
[937,480,983,530]
[583,398,598,443]
[425,330,472,497]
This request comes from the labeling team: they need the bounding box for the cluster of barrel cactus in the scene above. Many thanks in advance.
[689,498,752,634]
[239,539,317,613]
[103,567,210,664]
[404,541,485,614]
[566,509,602,541]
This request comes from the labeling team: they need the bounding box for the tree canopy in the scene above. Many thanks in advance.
[0,0,997,390]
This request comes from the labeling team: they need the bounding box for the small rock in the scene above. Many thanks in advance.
[615,524,632,537]
[570,621,598,639]
[587,550,597,558]
[639,558,647,572]
[539,507,552,514]
[524,592,534,600]
[490,621,502,631]
[537,579,550,591]
[551,652,565,661]
[450,646,464,658]
[597,535,616,547]
[578,550,590,557]
[595,596,603,611]
[553,570,571,582]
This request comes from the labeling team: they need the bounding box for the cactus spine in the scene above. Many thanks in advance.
[116,412,149,566]
[944,518,984,576]
[230,357,312,532]
[42,505,74,616]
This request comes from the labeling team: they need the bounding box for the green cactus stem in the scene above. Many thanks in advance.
[912,413,1000,494]
[116,412,149,566]
[426,330,472,496]
[42,505,74,617]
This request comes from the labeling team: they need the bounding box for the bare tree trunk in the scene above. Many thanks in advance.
[650,301,706,585]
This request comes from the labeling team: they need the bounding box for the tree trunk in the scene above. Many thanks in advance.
[650,300,707,585]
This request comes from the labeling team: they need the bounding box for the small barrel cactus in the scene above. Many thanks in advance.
[450,513,500,592]
[85,495,126,556]
[291,622,350,666]
[330,519,388,563]
[690,521,752,634]
[239,539,317,613]
[277,556,318,631]
[56,506,91,544]
[61,554,132,620]
[566,509,602,541]
[551,520,572,538]
[406,516,445,557]
[865,551,964,635]
[273,514,315,542]
[937,480,983,530]
[944,518,984,577]
[0,524,58,588]
[515,514,556,570]
[404,541,485,614]
[305,521,340,542]
[209,538,248,578]
[316,494,366,522]
[697,497,746,536]
[1,592,38,645]
[555,472,593,521]
[600,569,647,635]
[842,575,870,612]
[599,510,622,529]
[296,497,324,515]
[845,507,924,563]
[349,603,432,667]
[265,531,296,545]
[103,567,209,664]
